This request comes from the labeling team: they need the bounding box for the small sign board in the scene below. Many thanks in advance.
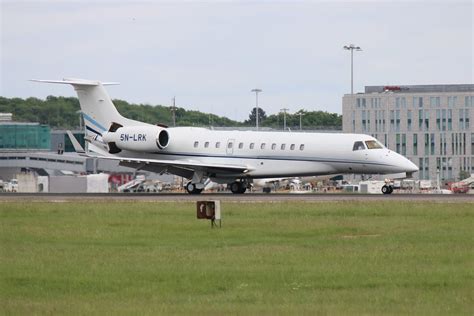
[197,200,221,227]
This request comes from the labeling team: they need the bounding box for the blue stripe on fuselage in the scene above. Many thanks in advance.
[82,112,107,132]
[86,125,103,136]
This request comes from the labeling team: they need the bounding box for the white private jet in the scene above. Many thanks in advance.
[33,78,418,194]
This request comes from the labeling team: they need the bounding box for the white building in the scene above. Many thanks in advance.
[343,84,474,182]
[0,113,13,122]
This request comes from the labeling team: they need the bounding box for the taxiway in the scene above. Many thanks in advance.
[0,193,473,203]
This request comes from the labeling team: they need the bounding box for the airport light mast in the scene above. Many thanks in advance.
[251,88,262,130]
[280,108,289,130]
[171,97,176,127]
[298,111,304,130]
[344,44,362,183]
[343,44,362,95]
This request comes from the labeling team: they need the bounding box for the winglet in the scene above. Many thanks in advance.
[66,130,86,155]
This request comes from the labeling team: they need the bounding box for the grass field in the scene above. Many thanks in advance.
[1,200,473,315]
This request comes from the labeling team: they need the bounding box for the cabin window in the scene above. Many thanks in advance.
[261,143,266,150]
[194,141,199,148]
[365,140,383,149]
[227,142,233,149]
[216,142,221,148]
[250,143,255,149]
[271,143,276,150]
[204,141,209,148]
[352,141,365,151]
[290,144,295,150]
[300,144,305,151]
[281,144,286,150]
[238,142,244,149]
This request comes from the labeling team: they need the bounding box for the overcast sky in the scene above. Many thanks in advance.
[1,0,473,121]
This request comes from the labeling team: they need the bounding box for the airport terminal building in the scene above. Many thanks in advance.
[342,84,474,182]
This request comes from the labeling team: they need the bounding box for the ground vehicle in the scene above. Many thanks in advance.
[5,179,18,192]
[448,182,470,193]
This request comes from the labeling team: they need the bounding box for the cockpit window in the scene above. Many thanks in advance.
[365,140,384,149]
[352,141,366,151]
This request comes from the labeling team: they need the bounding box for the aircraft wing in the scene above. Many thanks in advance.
[98,154,252,174]
[69,132,251,178]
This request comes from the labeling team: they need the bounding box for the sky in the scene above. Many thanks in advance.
[1,0,473,121]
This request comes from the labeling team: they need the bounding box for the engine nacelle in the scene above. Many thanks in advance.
[102,125,169,153]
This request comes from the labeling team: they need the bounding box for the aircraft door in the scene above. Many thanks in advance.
[226,139,235,155]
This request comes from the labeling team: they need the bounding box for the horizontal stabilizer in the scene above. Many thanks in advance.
[30,78,119,86]
[66,130,86,154]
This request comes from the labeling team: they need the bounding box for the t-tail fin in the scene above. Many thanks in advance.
[31,78,141,137]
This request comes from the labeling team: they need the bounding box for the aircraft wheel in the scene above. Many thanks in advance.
[186,182,195,193]
[230,182,240,194]
[230,182,245,194]
[381,185,393,195]
[186,182,202,194]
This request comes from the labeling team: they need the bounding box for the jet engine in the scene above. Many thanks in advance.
[102,124,169,154]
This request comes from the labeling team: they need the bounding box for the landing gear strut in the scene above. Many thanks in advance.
[229,181,247,194]
[186,182,203,194]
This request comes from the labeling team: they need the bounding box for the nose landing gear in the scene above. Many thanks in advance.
[381,178,394,194]
[381,184,393,194]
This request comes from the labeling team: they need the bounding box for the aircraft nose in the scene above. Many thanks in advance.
[404,159,419,173]
[390,151,419,173]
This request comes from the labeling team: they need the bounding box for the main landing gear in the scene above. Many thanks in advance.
[185,171,207,194]
[184,172,248,194]
[229,181,247,194]
[185,181,247,194]
[185,181,203,194]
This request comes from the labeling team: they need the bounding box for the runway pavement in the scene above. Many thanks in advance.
[1,192,473,203]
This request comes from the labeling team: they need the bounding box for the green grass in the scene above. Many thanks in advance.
[1,201,473,315]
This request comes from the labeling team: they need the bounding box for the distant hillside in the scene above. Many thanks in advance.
[0,96,341,130]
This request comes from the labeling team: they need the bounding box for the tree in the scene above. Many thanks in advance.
[260,109,342,130]
[0,96,243,129]
[247,107,267,126]
[0,96,342,130]
[459,170,470,181]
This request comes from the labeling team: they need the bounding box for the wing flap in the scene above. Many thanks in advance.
[103,156,251,173]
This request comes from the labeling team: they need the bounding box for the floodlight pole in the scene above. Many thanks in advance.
[344,44,362,183]
[343,44,362,95]
[251,89,262,130]
[281,108,289,130]
[171,97,176,127]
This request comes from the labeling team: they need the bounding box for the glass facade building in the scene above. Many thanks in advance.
[343,84,474,181]
[0,123,51,150]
